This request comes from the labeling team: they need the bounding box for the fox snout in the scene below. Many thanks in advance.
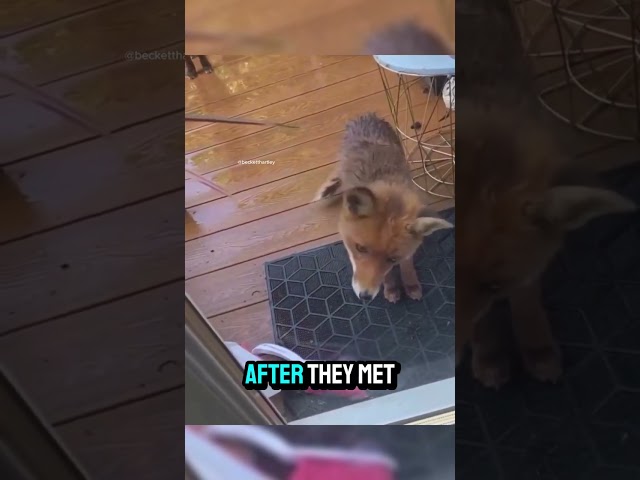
[347,255,389,301]
[351,274,382,301]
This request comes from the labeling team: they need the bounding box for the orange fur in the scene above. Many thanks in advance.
[316,113,453,301]
[456,102,636,388]
[339,182,430,298]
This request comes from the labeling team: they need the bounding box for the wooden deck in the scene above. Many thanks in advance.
[186,0,455,54]
[1,2,183,479]
[185,55,453,348]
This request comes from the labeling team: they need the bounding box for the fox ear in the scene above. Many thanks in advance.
[314,177,343,202]
[344,187,376,217]
[409,216,453,236]
[528,186,636,230]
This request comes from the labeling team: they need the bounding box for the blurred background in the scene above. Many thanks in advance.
[185,0,454,54]
[185,425,454,480]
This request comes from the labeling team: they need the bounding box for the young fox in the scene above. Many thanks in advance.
[456,102,637,388]
[315,113,453,302]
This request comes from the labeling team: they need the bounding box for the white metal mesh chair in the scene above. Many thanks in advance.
[374,55,455,198]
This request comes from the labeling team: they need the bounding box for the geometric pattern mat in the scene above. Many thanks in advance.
[265,208,455,420]
[456,164,640,479]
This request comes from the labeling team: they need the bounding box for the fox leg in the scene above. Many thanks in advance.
[510,280,562,383]
[383,267,401,303]
[471,313,512,388]
[198,55,213,74]
[185,56,197,79]
[399,258,422,300]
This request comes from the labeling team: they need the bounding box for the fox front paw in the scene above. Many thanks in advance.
[522,345,562,383]
[384,286,401,303]
[404,283,422,300]
[472,351,512,389]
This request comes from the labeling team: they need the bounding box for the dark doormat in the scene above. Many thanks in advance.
[456,164,640,480]
[265,208,455,421]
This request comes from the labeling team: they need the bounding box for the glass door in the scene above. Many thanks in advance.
[185,294,454,425]
[1,368,90,479]
[185,294,285,425]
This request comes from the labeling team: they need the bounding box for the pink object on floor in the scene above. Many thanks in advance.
[305,386,368,399]
[290,449,396,480]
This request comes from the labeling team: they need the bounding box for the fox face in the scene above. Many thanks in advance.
[326,183,452,300]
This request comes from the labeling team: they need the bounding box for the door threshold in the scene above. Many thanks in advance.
[288,377,454,425]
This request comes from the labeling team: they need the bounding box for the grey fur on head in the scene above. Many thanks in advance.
[364,21,451,54]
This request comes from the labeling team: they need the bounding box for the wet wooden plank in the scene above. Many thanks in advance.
[185,55,349,116]
[183,92,429,208]
[0,95,88,165]
[1,112,182,243]
[46,45,184,128]
[185,164,335,240]
[185,55,368,135]
[185,67,384,153]
[1,0,183,85]
[207,301,274,346]
[186,233,341,317]
[56,389,183,480]
[185,87,402,176]
[0,191,183,334]
[2,44,183,164]
[0,282,183,424]
[1,0,119,36]
[185,201,337,278]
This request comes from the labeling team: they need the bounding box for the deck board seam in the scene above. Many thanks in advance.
[185,66,375,144]
[52,384,184,427]
[185,231,339,281]
[184,55,355,117]
[0,277,184,338]
[2,108,185,167]
[0,186,184,247]
[184,68,380,155]
[0,0,131,39]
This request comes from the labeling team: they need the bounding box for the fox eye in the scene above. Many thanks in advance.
[355,243,368,254]
[387,257,398,263]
